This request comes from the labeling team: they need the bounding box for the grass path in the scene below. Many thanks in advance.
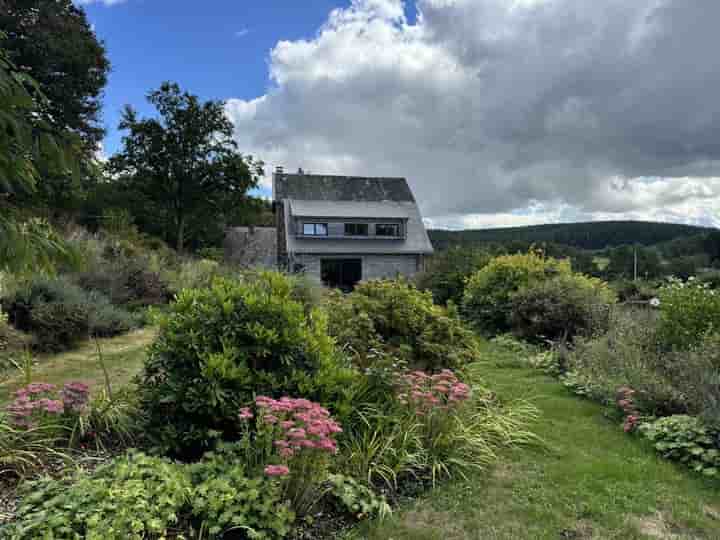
[0,328,155,404]
[350,345,720,539]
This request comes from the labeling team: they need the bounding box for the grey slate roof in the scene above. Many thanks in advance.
[274,173,416,202]
[290,200,411,219]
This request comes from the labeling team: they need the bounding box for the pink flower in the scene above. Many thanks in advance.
[279,447,295,458]
[238,407,254,420]
[264,464,290,477]
[280,420,295,429]
[263,414,279,425]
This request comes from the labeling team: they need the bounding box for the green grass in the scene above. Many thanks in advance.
[0,328,155,404]
[348,344,720,539]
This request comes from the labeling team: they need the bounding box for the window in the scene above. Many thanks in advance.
[344,223,369,236]
[303,223,328,236]
[376,223,401,237]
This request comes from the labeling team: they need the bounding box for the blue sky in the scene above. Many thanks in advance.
[83,0,359,155]
[79,0,720,228]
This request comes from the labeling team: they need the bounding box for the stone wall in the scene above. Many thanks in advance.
[293,253,421,283]
[224,227,277,268]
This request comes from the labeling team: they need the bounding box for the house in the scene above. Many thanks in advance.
[273,168,434,290]
[225,167,434,289]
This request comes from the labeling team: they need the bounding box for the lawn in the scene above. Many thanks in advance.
[0,328,155,404]
[348,344,720,540]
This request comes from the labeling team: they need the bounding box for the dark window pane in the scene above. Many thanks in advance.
[345,223,368,236]
[376,224,400,236]
[316,223,328,235]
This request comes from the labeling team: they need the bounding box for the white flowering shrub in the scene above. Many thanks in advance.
[657,277,720,349]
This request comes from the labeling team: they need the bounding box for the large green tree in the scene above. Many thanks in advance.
[109,82,263,251]
[1,0,109,213]
[0,40,78,272]
[0,0,109,154]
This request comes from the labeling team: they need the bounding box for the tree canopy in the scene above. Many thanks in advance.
[109,82,263,251]
[0,39,79,272]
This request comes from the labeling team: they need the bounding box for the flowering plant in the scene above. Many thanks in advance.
[616,386,641,433]
[237,396,343,515]
[6,382,89,429]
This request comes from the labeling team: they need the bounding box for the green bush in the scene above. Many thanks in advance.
[0,307,30,372]
[415,246,491,305]
[326,278,479,372]
[139,272,342,456]
[462,251,569,334]
[190,460,294,538]
[657,278,720,349]
[2,276,136,352]
[7,452,193,539]
[510,273,616,342]
[639,415,720,478]
[325,473,391,521]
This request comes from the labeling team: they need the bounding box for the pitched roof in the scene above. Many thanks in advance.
[289,200,411,219]
[274,173,416,202]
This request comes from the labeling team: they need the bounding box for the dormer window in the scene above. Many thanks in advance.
[303,223,328,236]
[344,223,369,236]
[376,223,401,237]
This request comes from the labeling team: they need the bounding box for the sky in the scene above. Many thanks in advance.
[80,0,720,230]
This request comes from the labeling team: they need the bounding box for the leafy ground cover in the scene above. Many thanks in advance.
[0,328,155,404]
[348,342,720,539]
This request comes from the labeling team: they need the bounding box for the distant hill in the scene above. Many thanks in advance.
[428,221,715,251]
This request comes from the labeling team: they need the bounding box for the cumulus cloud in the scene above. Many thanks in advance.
[227,0,720,228]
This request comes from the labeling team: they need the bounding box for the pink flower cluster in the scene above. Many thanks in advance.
[241,396,343,477]
[397,369,470,415]
[616,386,640,433]
[6,381,90,427]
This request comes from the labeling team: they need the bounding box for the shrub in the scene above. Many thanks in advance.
[639,415,720,477]
[7,452,193,539]
[510,273,616,343]
[463,251,569,334]
[326,278,479,372]
[325,473,391,521]
[139,272,340,456]
[415,247,491,305]
[0,307,31,372]
[2,276,135,351]
[657,278,720,349]
[190,461,294,539]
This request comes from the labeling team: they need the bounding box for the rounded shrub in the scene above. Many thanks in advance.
[462,251,570,334]
[326,278,479,372]
[139,271,339,456]
[2,276,135,352]
[657,278,720,349]
[510,273,616,342]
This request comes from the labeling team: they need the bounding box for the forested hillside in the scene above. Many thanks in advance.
[429,221,714,251]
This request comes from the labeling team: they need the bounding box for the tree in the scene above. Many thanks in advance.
[109,82,263,251]
[604,245,662,280]
[0,0,109,156]
[0,39,79,272]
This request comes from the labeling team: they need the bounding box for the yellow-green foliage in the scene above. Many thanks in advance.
[462,251,571,333]
[326,278,479,372]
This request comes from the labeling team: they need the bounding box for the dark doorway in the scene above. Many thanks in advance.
[321,259,362,291]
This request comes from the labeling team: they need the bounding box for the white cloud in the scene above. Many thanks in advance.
[227,0,720,229]
[235,29,250,38]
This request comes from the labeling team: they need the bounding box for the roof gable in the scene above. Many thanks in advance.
[274,173,415,202]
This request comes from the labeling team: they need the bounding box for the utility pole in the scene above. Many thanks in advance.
[633,246,638,282]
